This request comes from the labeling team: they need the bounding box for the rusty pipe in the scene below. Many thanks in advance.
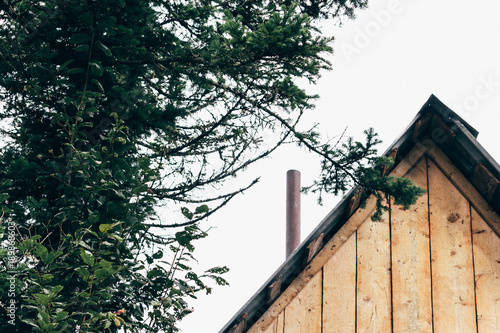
[286,170,301,258]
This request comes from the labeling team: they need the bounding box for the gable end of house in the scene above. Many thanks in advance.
[221,95,500,333]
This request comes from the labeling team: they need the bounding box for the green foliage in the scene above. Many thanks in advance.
[0,0,420,332]
[302,128,426,221]
[360,166,427,221]
[1,219,225,332]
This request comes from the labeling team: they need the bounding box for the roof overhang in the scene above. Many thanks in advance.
[220,94,500,333]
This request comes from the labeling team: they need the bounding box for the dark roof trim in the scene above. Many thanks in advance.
[220,94,500,333]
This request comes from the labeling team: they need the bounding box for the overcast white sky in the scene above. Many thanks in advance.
[178,1,500,332]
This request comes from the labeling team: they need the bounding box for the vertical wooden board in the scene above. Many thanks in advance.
[262,317,278,333]
[276,311,284,333]
[427,146,500,238]
[357,211,392,333]
[428,159,477,332]
[284,271,322,333]
[258,312,284,333]
[391,159,433,332]
[323,232,356,333]
[472,208,500,332]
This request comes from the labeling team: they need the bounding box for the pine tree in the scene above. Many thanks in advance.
[0,1,422,332]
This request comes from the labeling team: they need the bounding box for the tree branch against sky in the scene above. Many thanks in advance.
[0,1,422,332]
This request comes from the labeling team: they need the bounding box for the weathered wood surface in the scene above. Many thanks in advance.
[247,145,426,332]
[246,144,500,333]
[283,271,322,333]
[472,208,500,333]
[258,311,284,333]
[276,311,284,333]
[323,232,356,333]
[262,317,278,333]
[427,146,500,238]
[357,209,392,332]
[428,159,477,332]
[391,158,433,332]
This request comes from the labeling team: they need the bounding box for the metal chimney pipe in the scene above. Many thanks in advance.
[286,170,301,258]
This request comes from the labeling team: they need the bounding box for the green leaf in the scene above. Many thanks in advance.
[88,213,99,224]
[169,288,183,296]
[78,240,94,251]
[37,310,50,322]
[62,96,77,105]
[80,249,95,266]
[34,293,50,306]
[152,250,163,259]
[34,244,48,260]
[95,268,110,281]
[132,184,148,194]
[40,249,63,265]
[78,291,91,298]
[90,61,104,77]
[96,40,112,56]
[50,285,64,296]
[205,266,230,275]
[70,33,91,44]
[147,268,162,279]
[138,157,151,168]
[42,274,54,281]
[20,318,39,328]
[68,68,84,75]
[74,44,90,53]
[99,224,113,234]
[181,207,193,220]
[110,188,126,199]
[108,234,124,242]
[49,250,63,263]
[75,267,90,278]
[195,205,210,214]
[175,230,195,248]
[99,221,122,234]
[55,311,69,322]
[53,322,69,333]
[39,320,56,332]
[92,79,105,93]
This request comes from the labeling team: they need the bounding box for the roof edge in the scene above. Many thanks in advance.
[220,95,500,333]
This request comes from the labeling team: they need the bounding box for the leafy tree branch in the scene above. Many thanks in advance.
[0,1,422,332]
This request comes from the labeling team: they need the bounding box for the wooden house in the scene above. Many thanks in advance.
[221,95,500,333]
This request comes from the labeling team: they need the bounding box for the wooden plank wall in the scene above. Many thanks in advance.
[472,209,500,332]
[252,155,500,333]
[428,159,476,332]
[391,160,432,332]
[323,233,356,333]
[356,209,392,332]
